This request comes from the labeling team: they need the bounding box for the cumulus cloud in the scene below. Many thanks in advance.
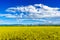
[0,4,59,25]
[5,4,60,19]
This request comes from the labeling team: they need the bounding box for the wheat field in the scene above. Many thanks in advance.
[0,26,60,40]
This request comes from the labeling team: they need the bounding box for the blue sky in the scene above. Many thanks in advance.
[0,0,60,25]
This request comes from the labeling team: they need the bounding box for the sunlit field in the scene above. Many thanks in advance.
[0,26,60,40]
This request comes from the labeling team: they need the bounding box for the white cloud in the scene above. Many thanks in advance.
[5,4,60,19]
[0,14,17,18]
[0,4,59,25]
[34,4,59,11]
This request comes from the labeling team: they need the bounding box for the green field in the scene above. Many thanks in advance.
[0,26,60,40]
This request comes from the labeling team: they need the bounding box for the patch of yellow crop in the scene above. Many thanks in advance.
[0,26,60,40]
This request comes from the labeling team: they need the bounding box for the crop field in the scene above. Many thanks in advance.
[0,26,60,40]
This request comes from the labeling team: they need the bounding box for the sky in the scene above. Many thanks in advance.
[0,0,60,25]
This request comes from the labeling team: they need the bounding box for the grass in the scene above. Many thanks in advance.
[0,26,60,40]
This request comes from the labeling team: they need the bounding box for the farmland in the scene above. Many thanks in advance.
[0,26,60,40]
